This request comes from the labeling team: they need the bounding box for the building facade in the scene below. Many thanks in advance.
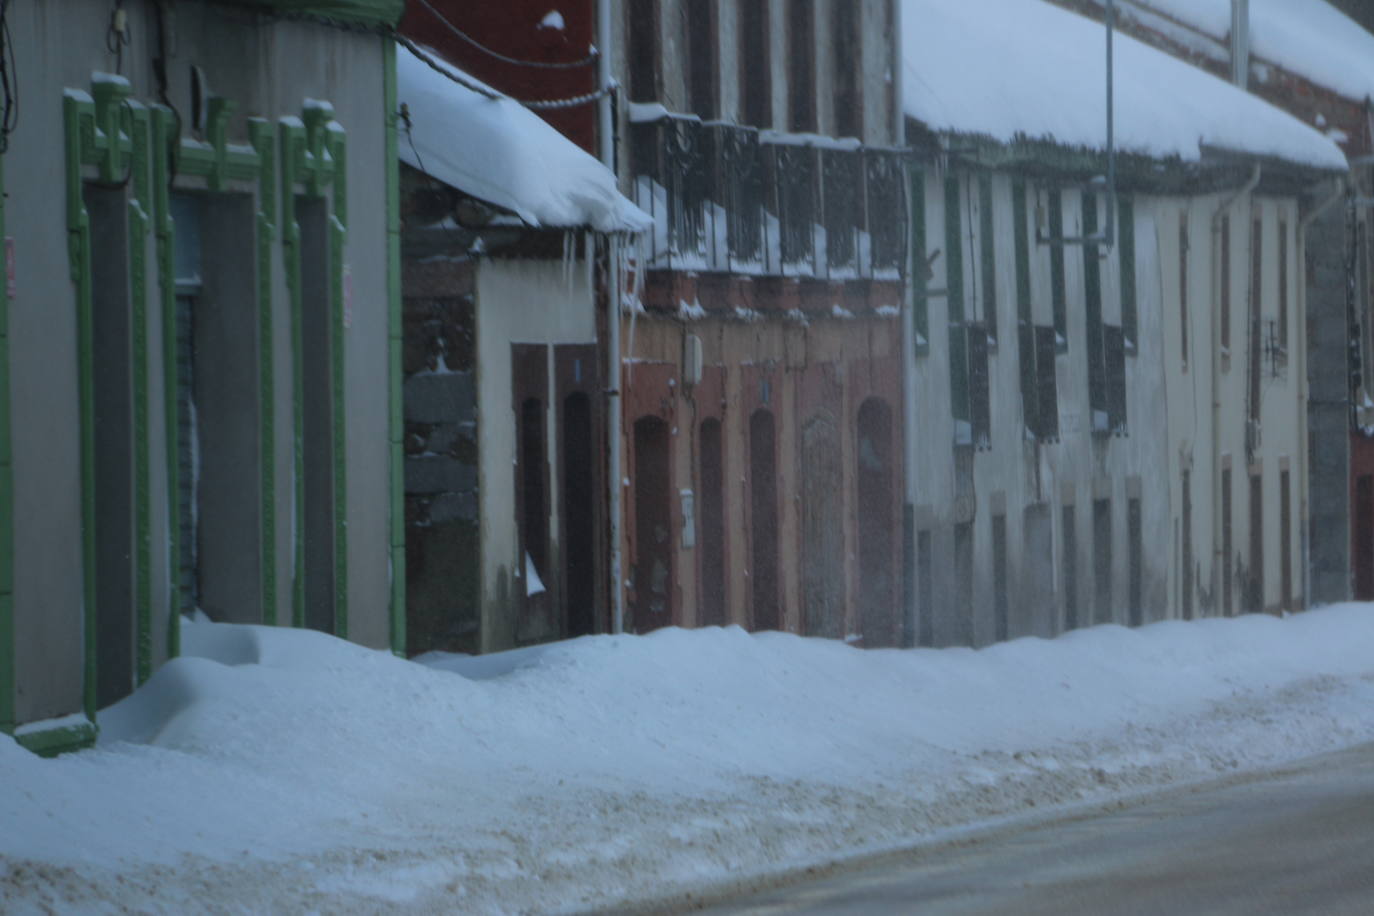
[0,0,405,753]
[612,0,908,641]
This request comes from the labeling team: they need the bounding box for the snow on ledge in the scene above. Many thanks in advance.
[902,0,1348,173]
[397,42,650,233]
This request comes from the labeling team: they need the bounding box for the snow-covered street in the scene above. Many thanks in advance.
[5,605,1374,914]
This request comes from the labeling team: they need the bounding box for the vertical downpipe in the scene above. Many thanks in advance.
[1231,0,1251,89]
[1105,0,1116,245]
[384,38,406,655]
[895,0,918,646]
[598,0,625,634]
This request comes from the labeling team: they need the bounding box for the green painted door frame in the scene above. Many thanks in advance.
[1,144,13,737]
[384,38,406,656]
[281,102,350,637]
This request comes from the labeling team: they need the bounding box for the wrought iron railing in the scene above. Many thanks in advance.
[630,110,906,280]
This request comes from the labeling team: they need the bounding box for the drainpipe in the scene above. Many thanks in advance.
[894,0,917,646]
[1231,0,1251,90]
[598,0,625,634]
[1211,162,1260,610]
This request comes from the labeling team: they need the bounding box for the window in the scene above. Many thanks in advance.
[832,1,862,138]
[686,1,718,118]
[738,0,771,128]
[627,0,660,103]
[979,175,998,348]
[1220,214,1231,358]
[947,175,990,447]
[1104,324,1127,435]
[1084,193,1108,432]
[912,168,929,353]
[1119,196,1137,349]
[1179,212,1189,371]
[1035,325,1060,440]
[1049,189,1067,350]
[1278,219,1289,353]
[787,0,815,133]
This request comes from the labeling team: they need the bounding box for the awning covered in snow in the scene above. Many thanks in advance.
[902,0,1348,173]
[396,42,651,234]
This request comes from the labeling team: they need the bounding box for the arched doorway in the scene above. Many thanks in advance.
[801,412,844,638]
[857,397,895,646]
[632,415,673,632]
[750,408,780,630]
[562,392,595,637]
[698,418,727,626]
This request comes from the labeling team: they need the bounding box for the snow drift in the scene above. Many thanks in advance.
[3,606,1374,913]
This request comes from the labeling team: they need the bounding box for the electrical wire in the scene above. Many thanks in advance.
[411,0,597,71]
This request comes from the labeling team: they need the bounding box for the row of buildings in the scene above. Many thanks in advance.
[2,0,1372,754]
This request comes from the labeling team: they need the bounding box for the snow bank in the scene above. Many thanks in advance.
[4,607,1374,913]
[396,43,650,233]
[902,0,1348,171]
[1136,0,1374,107]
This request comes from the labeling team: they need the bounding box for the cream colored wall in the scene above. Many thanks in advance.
[1156,192,1306,618]
[475,255,597,652]
[906,168,1172,645]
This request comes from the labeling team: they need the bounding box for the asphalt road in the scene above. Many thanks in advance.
[700,743,1374,915]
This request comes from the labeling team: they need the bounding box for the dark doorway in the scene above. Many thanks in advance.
[521,397,550,614]
[801,412,844,639]
[632,415,673,632]
[1281,469,1292,611]
[1024,504,1053,637]
[561,392,595,637]
[88,185,135,709]
[749,408,780,630]
[299,196,337,635]
[857,398,895,646]
[1062,505,1078,631]
[916,529,933,646]
[1356,475,1373,600]
[698,418,726,626]
[1249,472,1264,613]
[1093,499,1112,625]
[992,513,1008,643]
[1222,466,1233,616]
[173,192,262,626]
[1182,470,1194,620]
[1128,497,1143,627]
[954,521,973,645]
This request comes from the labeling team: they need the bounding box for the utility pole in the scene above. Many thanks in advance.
[1231,0,1251,89]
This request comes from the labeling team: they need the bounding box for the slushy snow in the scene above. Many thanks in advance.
[4,606,1374,913]
[902,0,1348,171]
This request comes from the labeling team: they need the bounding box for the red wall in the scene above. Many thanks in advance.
[400,0,599,153]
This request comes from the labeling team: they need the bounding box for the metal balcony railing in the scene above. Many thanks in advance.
[629,108,906,281]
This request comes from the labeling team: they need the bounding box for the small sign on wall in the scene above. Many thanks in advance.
[343,264,353,330]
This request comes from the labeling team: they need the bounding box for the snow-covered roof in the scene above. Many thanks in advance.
[902,0,1348,172]
[1131,0,1374,106]
[396,43,650,233]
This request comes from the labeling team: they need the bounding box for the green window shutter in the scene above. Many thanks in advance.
[979,174,996,343]
[1118,196,1137,349]
[1049,189,1067,351]
[944,175,964,324]
[1083,192,1107,426]
[911,166,929,353]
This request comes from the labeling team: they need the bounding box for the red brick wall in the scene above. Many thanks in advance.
[400,0,599,153]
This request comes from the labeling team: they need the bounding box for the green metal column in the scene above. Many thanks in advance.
[0,144,14,736]
[384,38,406,656]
